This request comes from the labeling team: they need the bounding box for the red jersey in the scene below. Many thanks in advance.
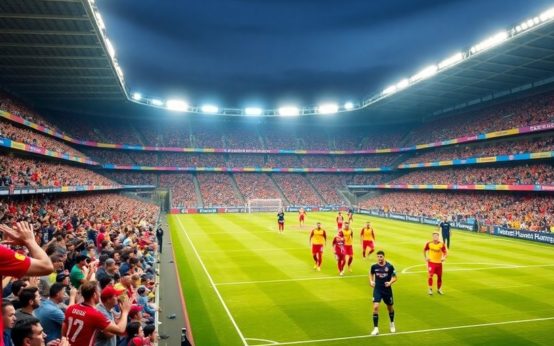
[64,303,111,346]
[0,245,31,346]
[332,235,345,255]
[336,215,344,223]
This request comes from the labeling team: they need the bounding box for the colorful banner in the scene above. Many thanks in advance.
[101,165,393,172]
[2,110,554,155]
[0,137,98,165]
[348,184,554,192]
[493,227,554,244]
[169,205,347,214]
[398,151,554,169]
[0,185,123,196]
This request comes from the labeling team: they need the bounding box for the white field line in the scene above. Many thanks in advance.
[253,316,554,345]
[175,218,248,346]
[215,263,554,286]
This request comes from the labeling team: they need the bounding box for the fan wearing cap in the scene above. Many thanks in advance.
[69,255,95,289]
[63,281,131,345]
[96,285,126,346]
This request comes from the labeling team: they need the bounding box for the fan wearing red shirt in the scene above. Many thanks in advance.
[63,281,131,345]
[0,222,54,346]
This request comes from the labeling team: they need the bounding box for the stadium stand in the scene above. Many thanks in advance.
[272,174,323,206]
[234,173,282,200]
[159,174,198,208]
[197,173,243,207]
[103,172,158,186]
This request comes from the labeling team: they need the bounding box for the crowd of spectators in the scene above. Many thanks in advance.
[0,92,62,134]
[234,173,282,200]
[0,119,88,158]
[409,92,554,144]
[159,174,198,208]
[391,164,554,185]
[405,135,554,164]
[0,154,118,188]
[103,172,158,186]
[82,148,136,165]
[307,174,347,205]
[0,192,161,345]
[359,191,553,232]
[272,174,323,206]
[197,173,243,207]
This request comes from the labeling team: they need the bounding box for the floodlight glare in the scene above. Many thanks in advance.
[396,79,409,90]
[94,12,105,30]
[151,99,163,106]
[201,105,219,113]
[438,52,463,69]
[540,8,554,21]
[105,39,116,58]
[318,103,339,114]
[470,31,508,54]
[344,102,354,110]
[115,65,124,78]
[131,93,142,101]
[166,100,189,112]
[410,65,438,82]
[244,107,263,116]
[382,85,397,95]
[278,107,300,116]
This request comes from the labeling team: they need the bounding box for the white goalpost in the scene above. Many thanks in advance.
[247,198,283,213]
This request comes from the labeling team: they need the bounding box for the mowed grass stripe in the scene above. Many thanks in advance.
[169,213,554,345]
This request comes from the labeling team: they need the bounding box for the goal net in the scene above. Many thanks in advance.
[247,198,283,213]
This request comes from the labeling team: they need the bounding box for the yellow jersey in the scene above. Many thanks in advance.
[342,229,353,245]
[310,228,326,245]
[424,241,447,264]
[360,227,375,241]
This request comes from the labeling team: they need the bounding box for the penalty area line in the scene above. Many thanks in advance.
[255,316,554,345]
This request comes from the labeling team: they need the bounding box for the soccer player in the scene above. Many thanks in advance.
[342,222,354,272]
[277,209,285,233]
[309,222,326,271]
[360,221,376,258]
[336,212,344,230]
[63,281,131,344]
[370,250,397,336]
[347,208,354,223]
[332,230,346,276]
[298,208,306,228]
[424,231,448,295]
[438,217,451,248]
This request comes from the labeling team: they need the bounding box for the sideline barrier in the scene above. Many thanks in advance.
[169,206,348,214]
[0,185,122,196]
[2,110,553,155]
[348,184,554,192]
[493,226,554,244]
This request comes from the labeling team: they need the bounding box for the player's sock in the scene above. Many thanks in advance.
[437,276,442,290]
[373,313,379,327]
[428,277,433,287]
[313,255,318,266]
[389,311,395,322]
[348,257,353,266]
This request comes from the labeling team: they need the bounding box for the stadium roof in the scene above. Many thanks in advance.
[1,1,554,124]
[0,0,126,105]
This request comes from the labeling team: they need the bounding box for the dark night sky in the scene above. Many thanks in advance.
[96,0,553,108]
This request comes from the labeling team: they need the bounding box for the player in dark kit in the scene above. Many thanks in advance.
[438,217,451,248]
[369,250,397,335]
[277,209,285,233]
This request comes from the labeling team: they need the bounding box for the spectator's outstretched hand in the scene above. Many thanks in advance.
[0,221,36,246]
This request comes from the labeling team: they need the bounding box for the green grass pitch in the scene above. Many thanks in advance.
[167,212,554,346]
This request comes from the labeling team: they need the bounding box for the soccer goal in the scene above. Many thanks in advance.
[247,198,283,213]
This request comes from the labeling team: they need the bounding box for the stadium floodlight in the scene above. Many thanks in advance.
[540,8,554,22]
[131,93,142,101]
[438,52,464,69]
[470,31,508,54]
[318,103,338,114]
[396,79,409,90]
[151,99,163,106]
[201,105,219,113]
[382,85,397,95]
[115,65,124,78]
[410,65,438,83]
[278,106,300,116]
[244,107,263,116]
[344,102,354,110]
[105,39,116,58]
[94,11,105,30]
[166,99,189,112]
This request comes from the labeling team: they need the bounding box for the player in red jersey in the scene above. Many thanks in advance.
[0,222,54,346]
[298,208,306,228]
[63,281,131,345]
[332,230,346,276]
[424,231,448,295]
[277,209,285,233]
[342,222,354,272]
[336,212,344,230]
[309,222,327,271]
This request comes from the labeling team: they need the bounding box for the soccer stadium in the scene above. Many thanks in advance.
[1,0,554,345]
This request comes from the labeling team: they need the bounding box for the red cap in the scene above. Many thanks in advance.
[129,305,143,318]
[100,285,125,300]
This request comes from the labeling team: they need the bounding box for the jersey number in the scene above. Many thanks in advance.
[66,317,84,342]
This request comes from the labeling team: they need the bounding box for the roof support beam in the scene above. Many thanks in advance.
[0,43,99,49]
[0,29,96,36]
[0,14,89,21]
